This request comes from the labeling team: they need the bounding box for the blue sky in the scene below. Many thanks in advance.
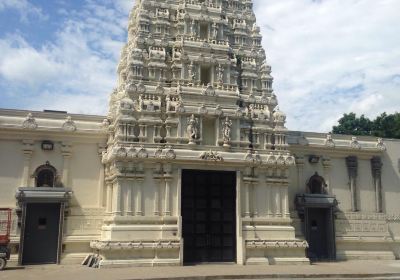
[0,0,400,132]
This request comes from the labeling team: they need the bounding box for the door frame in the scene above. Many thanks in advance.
[295,193,338,261]
[16,187,72,265]
[180,169,237,264]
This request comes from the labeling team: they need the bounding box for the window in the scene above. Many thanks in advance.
[200,65,211,85]
[34,161,57,188]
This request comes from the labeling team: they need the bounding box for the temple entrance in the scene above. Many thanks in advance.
[22,203,61,265]
[182,170,236,264]
[306,208,333,260]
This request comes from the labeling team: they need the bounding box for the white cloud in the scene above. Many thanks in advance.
[0,0,46,22]
[0,0,134,115]
[254,0,400,131]
[1,0,399,132]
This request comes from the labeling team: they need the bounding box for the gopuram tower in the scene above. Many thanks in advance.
[92,0,308,267]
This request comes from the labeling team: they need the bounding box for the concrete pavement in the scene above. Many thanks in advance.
[1,260,400,280]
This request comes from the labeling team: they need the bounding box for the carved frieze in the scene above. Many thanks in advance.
[22,113,38,129]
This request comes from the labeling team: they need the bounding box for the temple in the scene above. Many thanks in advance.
[0,0,399,268]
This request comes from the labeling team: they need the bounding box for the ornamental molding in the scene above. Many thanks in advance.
[200,150,223,162]
[324,133,335,148]
[376,138,386,151]
[350,137,361,149]
[246,240,308,249]
[90,240,180,251]
[62,116,77,132]
[154,146,176,160]
[22,113,38,129]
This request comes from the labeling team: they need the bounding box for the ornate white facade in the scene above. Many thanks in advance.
[0,0,399,268]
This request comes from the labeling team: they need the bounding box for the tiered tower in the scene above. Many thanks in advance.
[92,0,308,267]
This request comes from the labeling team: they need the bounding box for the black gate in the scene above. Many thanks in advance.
[22,203,61,265]
[307,208,331,260]
[295,194,337,261]
[182,170,236,263]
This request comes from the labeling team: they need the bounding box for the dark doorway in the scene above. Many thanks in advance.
[306,207,335,261]
[182,170,236,264]
[22,203,61,265]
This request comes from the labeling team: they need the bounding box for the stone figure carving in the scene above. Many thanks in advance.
[217,64,224,86]
[188,61,196,85]
[63,116,77,131]
[350,136,361,149]
[376,138,386,151]
[22,113,38,129]
[324,133,335,148]
[212,22,219,40]
[200,150,223,162]
[190,19,197,36]
[186,114,199,144]
[222,117,232,145]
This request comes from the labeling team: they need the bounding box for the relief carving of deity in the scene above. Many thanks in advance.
[222,117,232,146]
[187,114,199,144]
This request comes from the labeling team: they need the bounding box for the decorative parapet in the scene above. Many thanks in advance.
[90,240,180,251]
[246,240,308,249]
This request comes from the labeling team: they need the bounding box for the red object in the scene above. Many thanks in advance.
[0,208,11,245]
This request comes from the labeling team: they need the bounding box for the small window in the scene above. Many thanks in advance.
[200,65,211,85]
[307,173,327,194]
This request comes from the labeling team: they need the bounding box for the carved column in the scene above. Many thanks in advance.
[274,185,281,217]
[346,156,358,212]
[21,140,34,187]
[105,181,113,214]
[296,156,305,193]
[164,177,172,216]
[281,184,289,218]
[61,142,72,186]
[252,182,258,217]
[322,157,332,193]
[112,180,122,215]
[371,156,383,213]
[126,179,134,216]
[136,178,144,216]
[154,177,162,216]
[98,144,106,207]
[243,180,251,218]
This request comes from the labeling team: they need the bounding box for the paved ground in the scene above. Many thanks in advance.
[1,260,400,280]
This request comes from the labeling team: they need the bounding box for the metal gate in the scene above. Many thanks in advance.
[182,170,236,263]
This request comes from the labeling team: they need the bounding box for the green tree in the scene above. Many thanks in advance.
[332,112,400,139]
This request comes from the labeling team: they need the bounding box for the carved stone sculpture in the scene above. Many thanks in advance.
[186,114,199,145]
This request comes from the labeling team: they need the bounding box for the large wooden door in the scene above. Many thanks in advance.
[182,170,236,263]
[22,203,61,264]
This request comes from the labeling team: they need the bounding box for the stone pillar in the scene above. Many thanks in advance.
[371,156,383,213]
[61,142,72,186]
[243,180,251,218]
[136,178,144,216]
[281,184,289,218]
[322,157,332,193]
[346,156,358,212]
[126,179,134,216]
[21,140,34,187]
[106,181,113,214]
[154,177,162,216]
[296,156,305,193]
[112,180,122,215]
[274,185,281,217]
[266,183,272,217]
[252,182,258,217]
[164,177,172,216]
[98,144,106,207]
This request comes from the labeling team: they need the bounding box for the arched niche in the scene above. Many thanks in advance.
[32,161,59,188]
[306,172,328,195]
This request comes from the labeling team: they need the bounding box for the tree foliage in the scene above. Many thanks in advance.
[332,112,400,139]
